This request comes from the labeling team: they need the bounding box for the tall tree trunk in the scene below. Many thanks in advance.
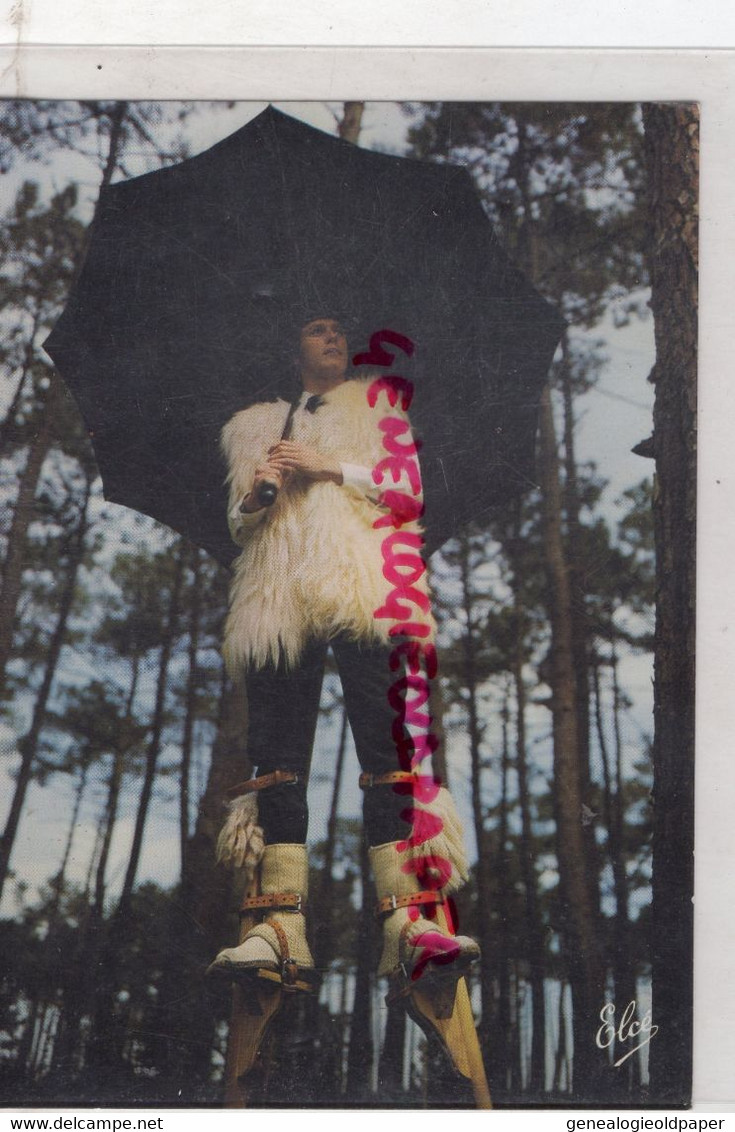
[643,98,698,1108]
[99,102,128,191]
[593,652,628,990]
[514,110,605,1095]
[50,809,108,1079]
[507,502,547,1096]
[94,658,140,915]
[0,377,60,705]
[346,836,375,1100]
[428,671,450,785]
[183,658,247,930]
[592,648,639,1099]
[15,998,42,1081]
[457,532,495,1049]
[39,759,88,1079]
[338,102,365,144]
[313,704,348,971]
[0,472,91,901]
[554,981,570,1094]
[559,334,600,912]
[378,999,406,1100]
[116,547,184,920]
[559,334,593,784]
[511,588,546,1096]
[0,309,41,454]
[47,760,89,928]
[174,660,250,1092]
[610,643,641,1094]
[538,385,606,1096]
[492,684,514,1096]
[179,546,202,881]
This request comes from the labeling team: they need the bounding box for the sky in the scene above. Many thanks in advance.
[0,98,655,916]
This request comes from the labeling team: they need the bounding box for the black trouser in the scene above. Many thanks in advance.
[245,633,413,847]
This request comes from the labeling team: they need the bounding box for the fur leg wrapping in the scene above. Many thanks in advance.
[396,786,470,897]
[215,792,265,886]
[370,836,479,982]
[208,844,314,977]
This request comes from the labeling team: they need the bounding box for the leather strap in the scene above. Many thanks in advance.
[257,967,319,993]
[359,771,442,790]
[268,918,290,961]
[236,902,312,991]
[266,918,300,989]
[240,891,303,914]
[374,891,444,918]
[226,769,299,798]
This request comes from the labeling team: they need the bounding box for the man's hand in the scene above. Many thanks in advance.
[268,441,343,485]
[240,460,291,512]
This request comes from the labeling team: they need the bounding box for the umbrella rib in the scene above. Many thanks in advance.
[437,456,450,495]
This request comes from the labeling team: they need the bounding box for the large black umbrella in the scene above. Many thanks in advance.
[45,105,564,566]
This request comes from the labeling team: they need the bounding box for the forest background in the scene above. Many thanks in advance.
[0,99,696,1108]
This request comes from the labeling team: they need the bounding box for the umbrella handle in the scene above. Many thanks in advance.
[251,397,300,509]
[238,483,278,513]
[256,482,278,508]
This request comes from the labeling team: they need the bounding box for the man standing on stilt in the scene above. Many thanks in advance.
[208,309,479,990]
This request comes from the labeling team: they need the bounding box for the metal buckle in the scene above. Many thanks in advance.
[284,773,300,786]
[281,958,299,988]
[294,893,302,912]
[390,894,398,911]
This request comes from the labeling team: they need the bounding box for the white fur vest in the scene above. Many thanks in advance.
[221,376,434,673]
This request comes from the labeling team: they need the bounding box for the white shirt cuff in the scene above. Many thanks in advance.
[340,462,381,500]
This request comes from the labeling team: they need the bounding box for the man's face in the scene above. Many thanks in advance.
[298,317,348,382]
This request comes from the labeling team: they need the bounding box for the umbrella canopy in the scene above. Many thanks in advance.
[45,105,564,566]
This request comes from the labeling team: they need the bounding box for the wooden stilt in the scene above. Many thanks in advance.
[221,872,319,1107]
[224,978,284,1107]
[221,881,490,1108]
[405,975,492,1108]
[388,904,492,1109]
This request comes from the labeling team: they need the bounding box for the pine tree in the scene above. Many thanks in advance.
[642,101,697,1106]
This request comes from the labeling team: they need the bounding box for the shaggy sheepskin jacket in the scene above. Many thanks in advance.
[221,376,435,674]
